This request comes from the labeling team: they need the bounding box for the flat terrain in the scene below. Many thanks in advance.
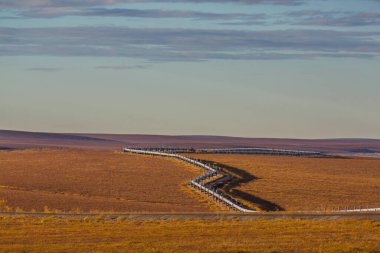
[2,130,380,156]
[190,154,380,211]
[0,216,379,253]
[0,149,211,213]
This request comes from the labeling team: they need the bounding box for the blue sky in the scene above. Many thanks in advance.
[1,0,380,138]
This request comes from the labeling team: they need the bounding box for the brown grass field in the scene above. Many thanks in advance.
[1,149,380,252]
[0,149,213,213]
[0,216,379,253]
[189,154,380,211]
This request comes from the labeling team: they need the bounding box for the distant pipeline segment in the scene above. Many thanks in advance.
[128,147,322,156]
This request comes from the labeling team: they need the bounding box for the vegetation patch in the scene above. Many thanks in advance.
[191,154,380,211]
[0,149,212,213]
[0,216,379,252]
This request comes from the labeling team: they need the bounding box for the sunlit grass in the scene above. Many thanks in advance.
[0,149,211,213]
[0,216,379,252]
[190,154,380,211]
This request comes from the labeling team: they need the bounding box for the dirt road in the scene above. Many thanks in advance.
[1,212,380,220]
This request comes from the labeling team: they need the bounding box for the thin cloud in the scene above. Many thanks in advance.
[10,5,380,29]
[287,10,380,26]
[26,67,63,72]
[20,7,267,22]
[95,64,148,70]
[0,0,304,9]
[1,27,379,61]
[82,8,265,21]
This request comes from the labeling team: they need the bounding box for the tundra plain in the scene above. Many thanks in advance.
[0,149,212,213]
[1,146,380,253]
[190,153,380,211]
[0,216,379,253]
[2,130,380,157]
[1,148,380,213]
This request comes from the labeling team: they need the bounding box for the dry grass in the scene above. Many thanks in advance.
[189,154,380,211]
[0,149,213,213]
[0,216,379,253]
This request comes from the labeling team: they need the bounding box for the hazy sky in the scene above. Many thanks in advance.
[1,0,380,138]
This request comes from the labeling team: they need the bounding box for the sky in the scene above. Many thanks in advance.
[1,0,380,138]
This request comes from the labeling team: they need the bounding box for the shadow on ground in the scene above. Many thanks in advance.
[200,159,284,211]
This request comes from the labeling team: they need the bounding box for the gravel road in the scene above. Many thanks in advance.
[1,212,380,220]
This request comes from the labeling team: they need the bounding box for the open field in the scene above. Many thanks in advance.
[189,154,380,211]
[0,149,212,213]
[0,216,379,253]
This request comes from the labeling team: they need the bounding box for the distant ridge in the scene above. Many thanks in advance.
[1,129,380,156]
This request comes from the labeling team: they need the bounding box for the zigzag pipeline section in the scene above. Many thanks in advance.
[123,148,257,212]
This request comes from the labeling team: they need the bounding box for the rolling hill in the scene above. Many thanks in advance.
[1,129,380,156]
